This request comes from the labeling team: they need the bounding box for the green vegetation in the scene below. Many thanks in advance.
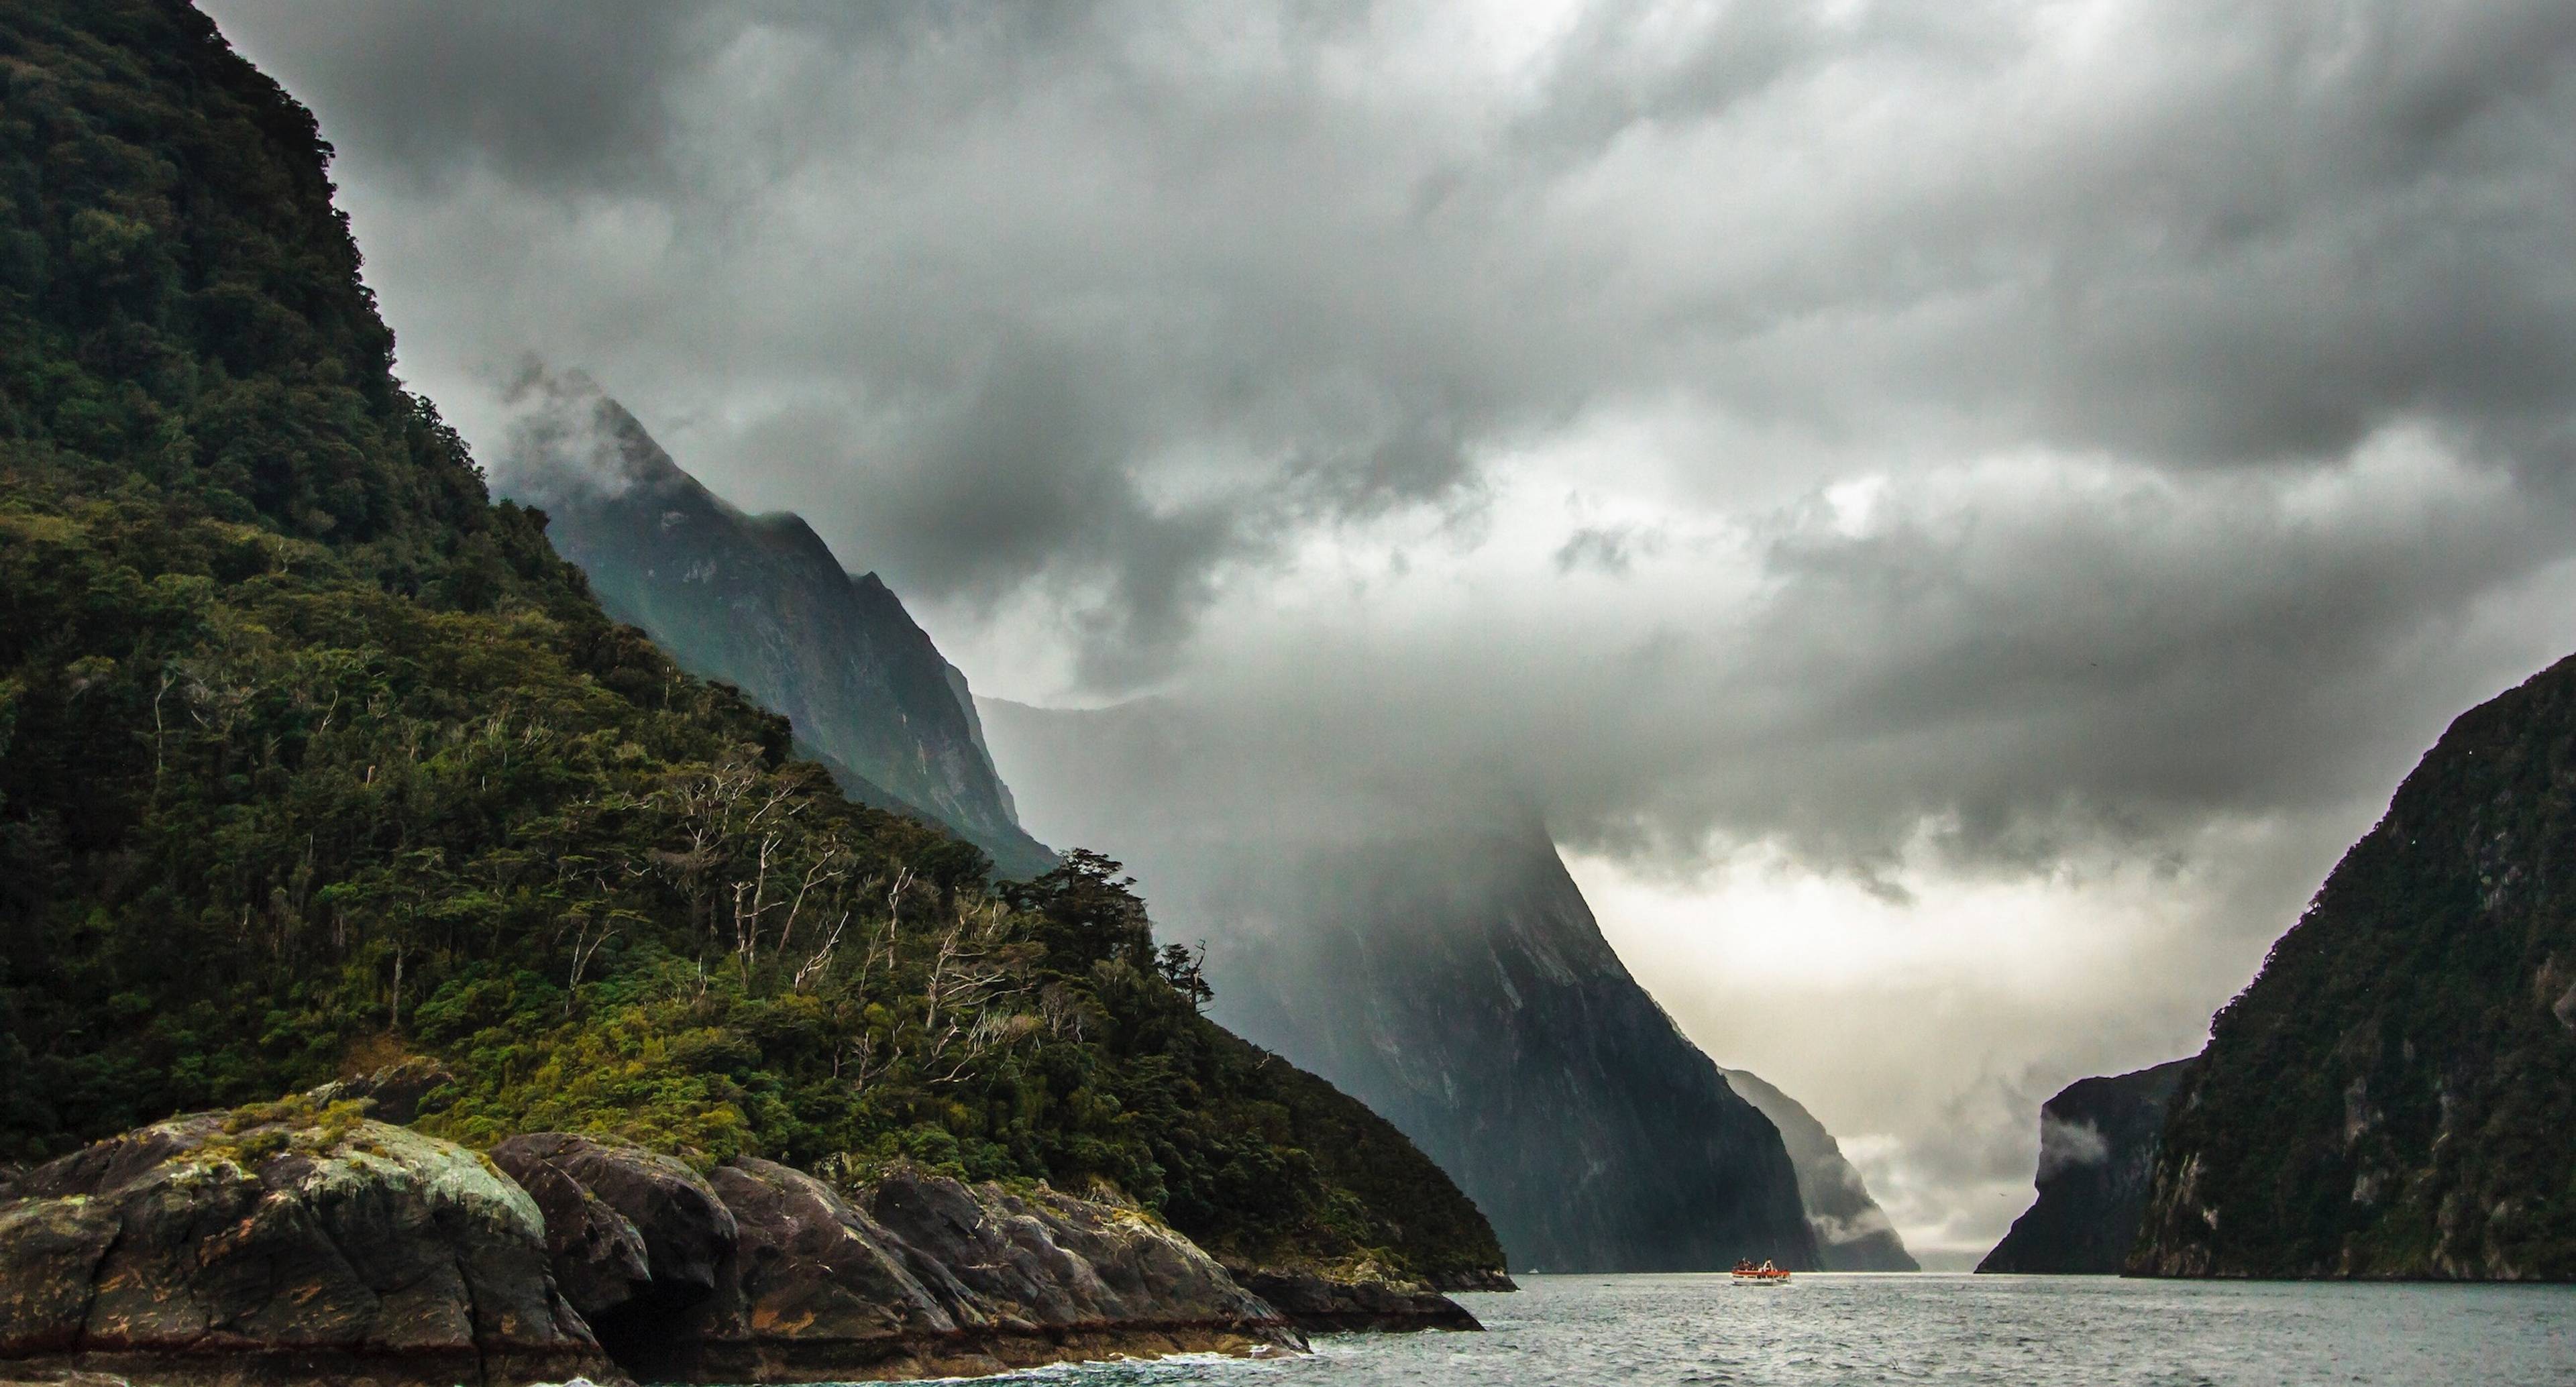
[2133,657,2576,1279]
[0,0,1502,1284]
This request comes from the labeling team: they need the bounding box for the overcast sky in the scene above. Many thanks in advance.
[206,0,2576,1266]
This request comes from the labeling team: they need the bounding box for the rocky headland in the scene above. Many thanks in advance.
[1977,1059,2195,1275]
[0,1091,1486,1386]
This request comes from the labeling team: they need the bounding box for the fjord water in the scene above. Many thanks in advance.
[885,1274,2576,1386]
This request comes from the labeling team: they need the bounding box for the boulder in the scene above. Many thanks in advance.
[856,1168,1300,1363]
[676,1159,977,1382]
[504,1159,651,1321]
[1231,1266,1481,1331]
[0,1100,617,1387]
[656,1161,1298,1382]
[488,1133,735,1376]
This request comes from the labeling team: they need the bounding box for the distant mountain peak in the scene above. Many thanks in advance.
[494,368,692,506]
[494,372,1058,880]
[1722,1068,1920,1272]
[976,695,1823,1273]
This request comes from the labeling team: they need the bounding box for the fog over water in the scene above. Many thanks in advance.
[204,0,2576,1264]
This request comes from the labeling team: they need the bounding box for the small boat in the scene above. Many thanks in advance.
[1731,1259,1792,1284]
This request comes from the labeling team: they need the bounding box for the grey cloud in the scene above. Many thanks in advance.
[194,0,2576,1279]
[1554,524,1658,575]
[209,0,716,195]
[207,0,2576,698]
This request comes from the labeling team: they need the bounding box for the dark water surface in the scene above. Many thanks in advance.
[871,1274,2576,1386]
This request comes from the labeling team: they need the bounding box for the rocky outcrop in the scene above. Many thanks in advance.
[1723,1069,1919,1271]
[685,1156,1309,1381]
[488,1133,738,1374]
[857,1169,1283,1333]
[494,372,1056,880]
[678,1159,975,1382]
[2131,654,2576,1280]
[1228,1267,1480,1331]
[845,1168,1299,1370]
[496,1142,1301,1382]
[0,1102,616,1387]
[0,1106,1479,1386]
[1977,1058,2194,1274]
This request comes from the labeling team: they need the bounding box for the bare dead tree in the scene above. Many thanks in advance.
[1038,981,1090,1042]
[792,908,852,993]
[773,841,849,960]
[924,1009,1042,1086]
[920,899,1028,1076]
[564,915,620,1016]
[852,865,915,994]
[840,1030,891,1087]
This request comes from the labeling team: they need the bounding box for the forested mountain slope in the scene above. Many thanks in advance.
[492,371,1056,881]
[2131,657,2576,1279]
[0,0,1501,1290]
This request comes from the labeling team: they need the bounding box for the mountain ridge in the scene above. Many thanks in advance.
[1721,1068,1919,1272]
[491,370,1057,880]
[980,696,1824,1273]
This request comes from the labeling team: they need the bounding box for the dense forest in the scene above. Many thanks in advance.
[0,0,1502,1287]
[2131,656,2576,1279]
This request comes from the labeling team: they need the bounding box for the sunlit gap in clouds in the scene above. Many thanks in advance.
[1567,824,2304,1266]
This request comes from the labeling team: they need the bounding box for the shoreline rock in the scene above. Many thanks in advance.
[1230,1267,1483,1332]
[0,1102,619,1387]
[503,1144,1305,1383]
[3,1115,1494,1386]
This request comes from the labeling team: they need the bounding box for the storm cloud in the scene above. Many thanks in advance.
[205,0,2576,1256]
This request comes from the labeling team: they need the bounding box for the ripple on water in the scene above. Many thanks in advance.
[790,1272,2576,1387]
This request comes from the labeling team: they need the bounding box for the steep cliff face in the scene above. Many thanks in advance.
[493,372,1056,880]
[1977,1058,2193,1274]
[1722,1069,1918,1271]
[980,700,1819,1273]
[2131,655,2576,1280]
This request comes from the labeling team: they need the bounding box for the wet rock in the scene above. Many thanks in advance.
[668,1162,1299,1382]
[490,1134,736,1296]
[505,1158,652,1321]
[1230,1266,1481,1332]
[489,1133,736,1377]
[0,1100,616,1387]
[858,1167,1293,1342]
[675,1158,974,1382]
